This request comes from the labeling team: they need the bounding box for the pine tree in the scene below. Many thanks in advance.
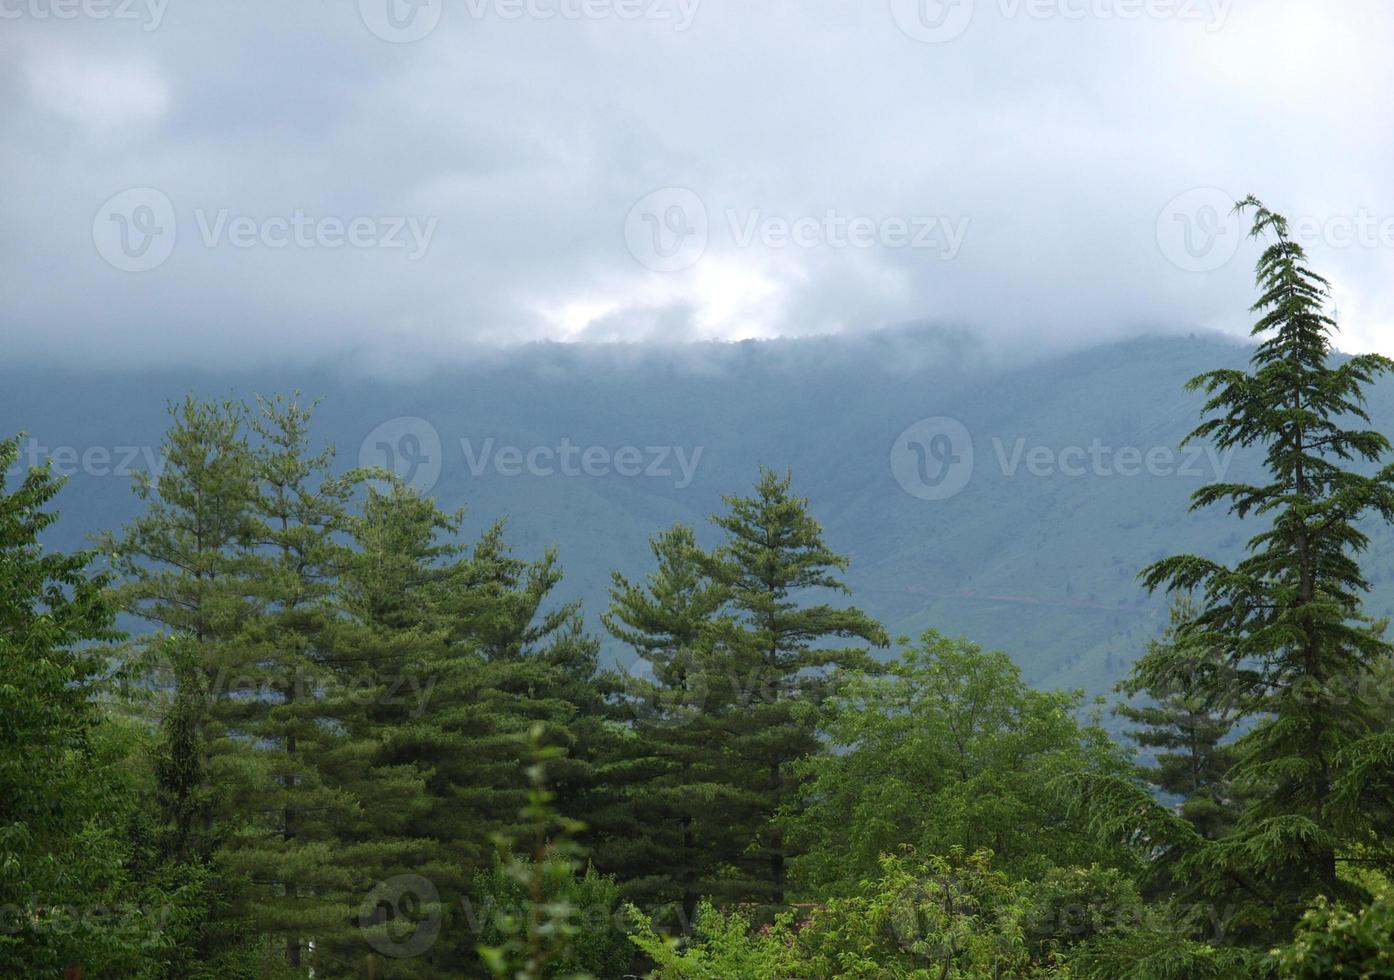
[215,394,374,970]
[335,483,478,979]
[0,435,135,975]
[593,522,728,928]
[104,396,430,975]
[347,506,607,974]
[700,468,889,906]
[1137,197,1394,942]
[1117,597,1240,845]
[446,532,607,880]
[102,397,264,974]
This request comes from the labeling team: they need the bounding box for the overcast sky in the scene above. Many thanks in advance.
[2,0,1391,373]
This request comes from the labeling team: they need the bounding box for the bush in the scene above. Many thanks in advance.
[470,862,633,978]
[1270,890,1394,979]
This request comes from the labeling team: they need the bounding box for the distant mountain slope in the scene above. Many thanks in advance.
[7,328,1393,697]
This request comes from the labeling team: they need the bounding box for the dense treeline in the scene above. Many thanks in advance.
[4,199,1394,977]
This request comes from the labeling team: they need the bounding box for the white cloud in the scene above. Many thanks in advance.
[24,46,170,136]
[0,0,1391,369]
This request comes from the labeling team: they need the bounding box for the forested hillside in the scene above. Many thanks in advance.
[9,328,1394,700]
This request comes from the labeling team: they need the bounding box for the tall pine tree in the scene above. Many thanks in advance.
[103,397,264,974]
[700,468,888,906]
[216,395,375,970]
[1133,197,1394,944]
[594,522,728,927]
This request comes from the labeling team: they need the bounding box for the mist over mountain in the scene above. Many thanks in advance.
[8,326,1393,697]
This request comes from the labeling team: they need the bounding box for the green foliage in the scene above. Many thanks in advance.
[799,849,1033,979]
[474,725,621,980]
[0,436,178,976]
[626,901,801,978]
[629,849,1046,978]
[789,630,1135,893]
[99,400,612,976]
[1270,888,1394,978]
[214,395,380,967]
[630,851,1263,979]
[1117,597,1241,846]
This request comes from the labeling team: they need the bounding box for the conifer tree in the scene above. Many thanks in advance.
[345,506,607,974]
[103,397,263,973]
[0,435,136,976]
[445,533,607,878]
[700,468,889,905]
[215,395,373,970]
[1116,597,1241,845]
[594,522,728,927]
[326,482,461,979]
[1133,197,1394,942]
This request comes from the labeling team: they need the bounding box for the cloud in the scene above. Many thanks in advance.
[0,0,1391,372]
[23,46,170,136]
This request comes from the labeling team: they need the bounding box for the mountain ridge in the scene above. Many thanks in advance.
[7,327,1390,698]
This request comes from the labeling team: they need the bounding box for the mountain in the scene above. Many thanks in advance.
[7,327,1393,697]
